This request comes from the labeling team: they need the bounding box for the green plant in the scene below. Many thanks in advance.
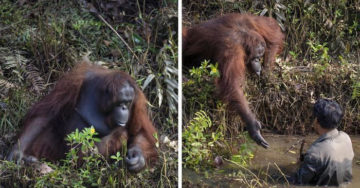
[110,152,123,165]
[183,60,220,116]
[0,89,34,137]
[352,80,360,99]
[64,127,102,167]
[153,35,178,114]
[230,133,255,166]
[189,60,219,82]
[307,41,330,76]
[35,127,126,187]
[183,110,223,171]
[0,48,45,95]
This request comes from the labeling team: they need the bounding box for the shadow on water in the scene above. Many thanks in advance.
[183,134,360,188]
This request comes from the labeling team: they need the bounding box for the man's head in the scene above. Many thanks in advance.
[313,99,343,132]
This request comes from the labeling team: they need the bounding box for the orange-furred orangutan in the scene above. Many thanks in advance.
[183,13,284,148]
[8,62,157,172]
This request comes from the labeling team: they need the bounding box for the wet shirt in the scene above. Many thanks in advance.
[292,129,354,186]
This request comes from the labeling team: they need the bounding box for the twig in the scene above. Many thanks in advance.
[299,139,306,161]
[96,14,139,61]
[286,138,304,153]
[160,152,172,188]
[299,139,305,155]
[273,162,290,186]
[225,159,263,187]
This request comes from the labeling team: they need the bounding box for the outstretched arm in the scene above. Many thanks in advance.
[217,47,269,148]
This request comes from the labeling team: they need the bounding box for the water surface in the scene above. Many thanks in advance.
[183,134,360,187]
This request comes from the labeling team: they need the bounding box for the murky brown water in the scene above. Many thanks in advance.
[183,133,360,187]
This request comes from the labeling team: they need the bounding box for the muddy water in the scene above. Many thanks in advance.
[252,134,360,187]
[183,134,360,187]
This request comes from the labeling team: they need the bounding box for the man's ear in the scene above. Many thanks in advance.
[313,119,320,134]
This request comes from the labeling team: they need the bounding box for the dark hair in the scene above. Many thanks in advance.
[313,99,343,129]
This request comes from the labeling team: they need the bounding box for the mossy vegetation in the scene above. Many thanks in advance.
[0,0,177,187]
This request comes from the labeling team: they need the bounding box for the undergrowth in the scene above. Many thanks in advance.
[183,110,221,171]
[0,127,175,187]
[183,61,256,173]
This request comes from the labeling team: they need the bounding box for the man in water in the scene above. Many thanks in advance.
[290,99,354,186]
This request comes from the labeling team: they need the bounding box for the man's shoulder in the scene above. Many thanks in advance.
[306,138,335,158]
[307,131,354,159]
[338,131,352,141]
[314,130,352,146]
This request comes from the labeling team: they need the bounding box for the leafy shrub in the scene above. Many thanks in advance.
[183,60,220,117]
[183,110,223,171]
[230,133,255,166]
[35,127,126,187]
[183,60,256,171]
